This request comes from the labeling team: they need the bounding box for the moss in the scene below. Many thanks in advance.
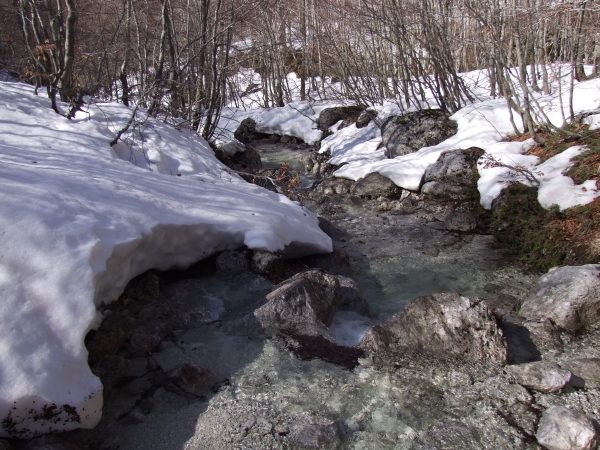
[490,184,600,272]
[565,130,600,184]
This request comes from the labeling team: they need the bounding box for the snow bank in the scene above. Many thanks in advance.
[0,82,332,438]
[252,101,327,145]
[320,122,386,166]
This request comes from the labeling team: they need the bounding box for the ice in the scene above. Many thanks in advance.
[0,81,331,438]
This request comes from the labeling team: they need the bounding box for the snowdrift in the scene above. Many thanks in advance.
[0,82,332,438]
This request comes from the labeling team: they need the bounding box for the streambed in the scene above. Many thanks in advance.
[69,142,542,450]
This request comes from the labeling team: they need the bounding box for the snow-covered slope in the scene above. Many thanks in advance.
[0,82,332,438]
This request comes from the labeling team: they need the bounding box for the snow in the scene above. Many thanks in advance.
[0,81,332,438]
[583,113,600,130]
[252,101,326,145]
[320,122,386,166]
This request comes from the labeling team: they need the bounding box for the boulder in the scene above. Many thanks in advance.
[519,265,600,333]
[444,208,477,232]
[86,311,133,363]
[484,293,521,317]
[337,276,371,317]
[421,147,485,201]
[558,358,600,384]
[381,109,458,158]
[350,172,401,199]
[356,109,378,128]
[22,435,81,450]
[360,293,506,364]
[299,246,351,276]
[216,250,249,274]
[288,412,342,449]
[536,406,597,450]
[499,313,564,364]
[234,118,268,143]
[91,355,128,389]
[254,270,340,335]
[505,361,575,393]
[127,333,161,357]
[317,106,365,132]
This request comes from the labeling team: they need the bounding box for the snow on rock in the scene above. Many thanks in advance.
[252,101,332,145]
[0,81,332,438]
[319,121,386,166]
[583,114,600,130]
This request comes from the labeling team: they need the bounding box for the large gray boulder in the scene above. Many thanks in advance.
[421,147,485,200]
[536,406,597,450]
[381,109,458,158]
[234,118,268,143]
[350,172,401,199]
[360,293,506,364]
[253,270,340,335]
[317,106,365,132]
[519,265,600,333]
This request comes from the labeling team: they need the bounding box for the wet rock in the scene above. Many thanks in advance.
[288,412,342,449]
[337,275,371,317]
[444,208,477,232]
[254,270,340,335]
[216,144,262,174]
[421,147,484,201]
[381,109,458,158]
[299,246,351,276]
[281,332,365,370]
[417,419,480,450]
[356,109,378,128]
[91,355,127,389]
[216,250,249,274]
[121,270,161,301]
[0,440,13,450]
[317,105,365,132]
[350,172,401,199]
[314,177,353,195]
[505,361,574,393]
[86,311,133,363]
[536,406,598,450]
[23,435,82,450]
[519,264,600,333]
[251,251,283,277]
[361,293,506,364]
[317,217,347,241]
[302,150,338,178]
[558,358,600,384]
[168,364,219,397]
[127,333,161,357]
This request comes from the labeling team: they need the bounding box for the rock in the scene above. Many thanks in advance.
[484,293,521,317]
[216,250,249,274]
[216,144,262,174]
[337,275,371,317]
[317,106,365,132]
[288,412,342,449]
[0,440,13,450]
[536,406,597,450]
[418,420,481,450]
[519,264,600,333]
[422,244,440,257]
[86,311,133,363]
[251,251,283,277]
[558,358,600,384]
[302,150,338,178]
[234,118,268,143]
[168,364,219,397]
[254,270,340,335]
[356,109,378,128]
[314,177,353,195]
[381,109,458,158]
[299,246,351,276]
[361,293,506,364]
[127,333,161,357]
[350,172,401,199]
[505,361,574,393]
[421,148,484,201]
[91,355,127,389]
[23,435,82,450]
[444,208,477,232]
[317,217,348,241]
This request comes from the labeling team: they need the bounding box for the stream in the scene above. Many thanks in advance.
[71,141,539,450]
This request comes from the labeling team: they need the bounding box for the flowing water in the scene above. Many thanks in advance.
[75,142,539,449]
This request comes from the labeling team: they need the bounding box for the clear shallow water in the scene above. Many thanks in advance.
[79,144,538,449]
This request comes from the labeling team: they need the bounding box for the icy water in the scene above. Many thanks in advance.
[75,142,538,449]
